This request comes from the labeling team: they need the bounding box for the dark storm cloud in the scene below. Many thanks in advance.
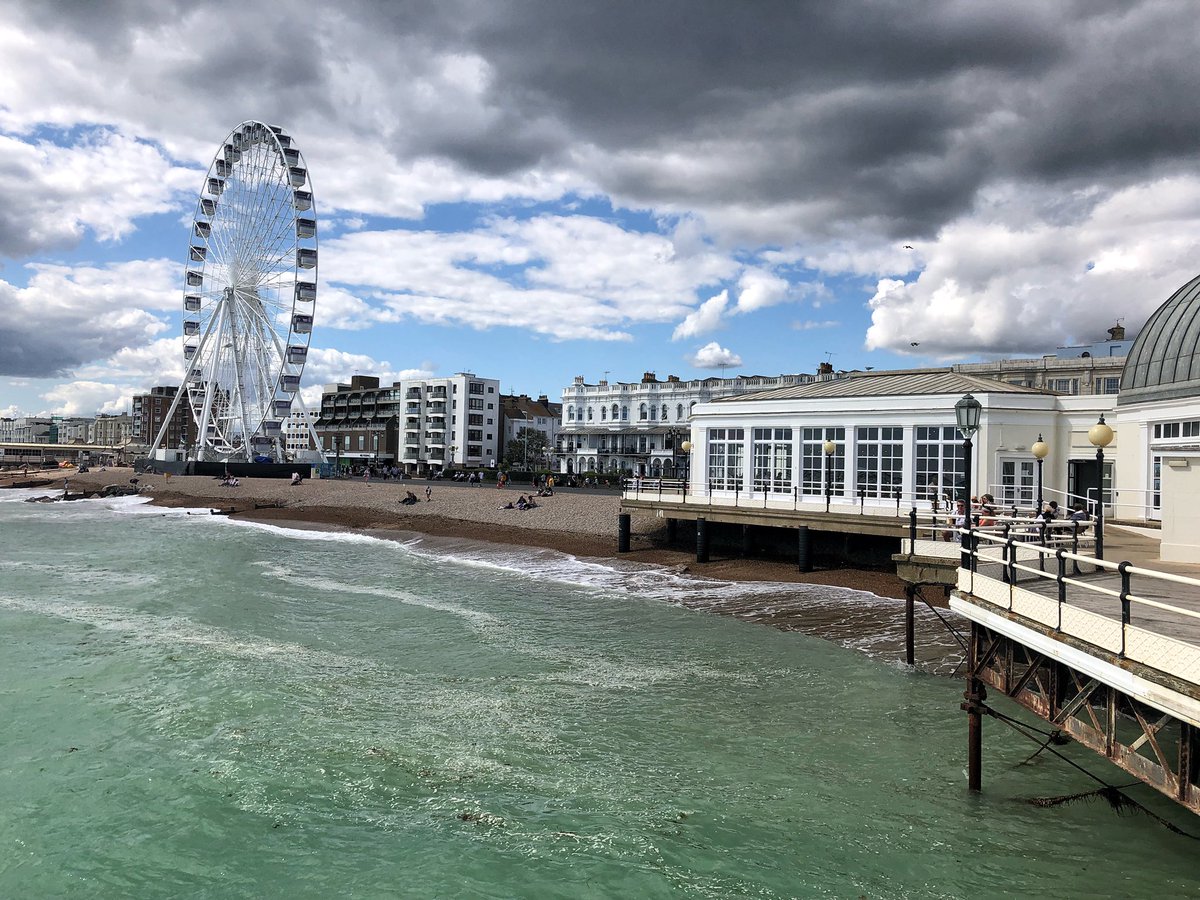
[11,0,1200,244]
[342,0,1200,239]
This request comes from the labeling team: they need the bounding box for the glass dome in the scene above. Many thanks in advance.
[1119,273,1200,406]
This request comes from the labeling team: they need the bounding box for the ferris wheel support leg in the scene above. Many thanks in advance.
[227,304,255,463]
[193,301,229,462]
[147,303,222,461]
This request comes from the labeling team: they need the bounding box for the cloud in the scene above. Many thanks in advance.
[0,130,197,258]
[0,260,175,377]
[793,319,840,331]
[38,381,135,417]
[864,175,1200,357]
[734,269,790,313]
[690,341,742,368]
[671,290,729,340]
[324,215,736,340]
[0,1,1199,368]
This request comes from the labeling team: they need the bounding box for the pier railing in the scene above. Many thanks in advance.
[955,529,1200,684]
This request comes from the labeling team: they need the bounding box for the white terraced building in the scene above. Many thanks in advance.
[557,370,819,477]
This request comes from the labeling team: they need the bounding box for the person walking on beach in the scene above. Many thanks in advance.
[424,486,431,502]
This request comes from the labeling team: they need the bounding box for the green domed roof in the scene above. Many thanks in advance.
[1119,273,1200,406]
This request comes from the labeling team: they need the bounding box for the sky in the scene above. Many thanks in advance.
[3,0,1200,418]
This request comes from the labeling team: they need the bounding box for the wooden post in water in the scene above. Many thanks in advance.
[904,584,915,666]
[797,525,812,572]
[964,622,984,792]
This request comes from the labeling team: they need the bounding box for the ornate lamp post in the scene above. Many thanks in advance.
[1089,414,1114,559]
[1031,433,1049,512]
[823,438,836,513]
[956,391,984,794]
[680,439,692,496]
[955,393,983,571]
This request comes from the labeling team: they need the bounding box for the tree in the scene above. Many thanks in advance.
[502,426,549,470]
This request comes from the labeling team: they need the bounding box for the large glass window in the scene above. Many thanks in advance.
[856,426,903,498]
[801,427,845,496]
[915,425,965,504]
[707,428,745,491]
[752,428,793,493]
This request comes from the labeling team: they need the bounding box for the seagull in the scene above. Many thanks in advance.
[903,245,914,250]
[910,341,921,347]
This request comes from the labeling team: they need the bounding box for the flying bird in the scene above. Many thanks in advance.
[903,245,914,250]
[910,341,920,347]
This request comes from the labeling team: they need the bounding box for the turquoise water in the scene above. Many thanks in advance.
[1,492,1197,898]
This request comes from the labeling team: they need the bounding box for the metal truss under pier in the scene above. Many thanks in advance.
[953,578,1200,815]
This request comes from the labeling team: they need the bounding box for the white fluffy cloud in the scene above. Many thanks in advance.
[865,176,1200,357]
[690,341,743,368]
[0,260,176,377]
[0,131,197,257]
[734,269,790,313]
[671,290,729,340]
[324,215,738,340]
[39,381,135,417]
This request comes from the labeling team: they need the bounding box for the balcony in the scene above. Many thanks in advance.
[406,390,422,399]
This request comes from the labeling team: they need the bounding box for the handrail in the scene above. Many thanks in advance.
[959,525,1200,680]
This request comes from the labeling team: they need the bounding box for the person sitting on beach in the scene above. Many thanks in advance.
[526,497,538,509]
[290,471,303,486]
[516,495,528,510]
[499,501,514,510]
[400,490,420,506]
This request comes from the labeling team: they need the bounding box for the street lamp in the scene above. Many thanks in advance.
[1089,414,1114,560]
[823,438,836,513]
[680,439,692,496]
[1031,433,1049,512]
[955,393,983,571]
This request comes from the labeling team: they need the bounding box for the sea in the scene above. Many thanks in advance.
[1,489,1197,899]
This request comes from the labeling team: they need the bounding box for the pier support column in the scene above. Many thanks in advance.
[741,524,753,559]
[963,622,984,792]
[666,518,678,543]
[796,525,812,573]
[618,513,631,553]
[696,517,709,563]
[904,584,915,666]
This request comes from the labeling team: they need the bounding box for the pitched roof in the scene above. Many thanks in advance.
[715,368,1051,402]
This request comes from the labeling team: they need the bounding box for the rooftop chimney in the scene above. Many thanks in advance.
[642,371,658,383]
[1107,323,1126,341]
[817,362,834,375]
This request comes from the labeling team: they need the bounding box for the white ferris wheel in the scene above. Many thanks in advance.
[149,120,324,463]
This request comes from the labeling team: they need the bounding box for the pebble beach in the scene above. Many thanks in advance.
[37,466,910,600]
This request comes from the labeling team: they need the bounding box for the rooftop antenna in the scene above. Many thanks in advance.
[603,370,610,383]
[823,351,834,363]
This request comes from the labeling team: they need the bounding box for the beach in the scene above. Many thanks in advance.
[55,467,910,601]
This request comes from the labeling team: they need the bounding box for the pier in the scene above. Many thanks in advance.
[623,481,1200,816]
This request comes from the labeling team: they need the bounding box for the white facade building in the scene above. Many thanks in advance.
[399,373,501,473]
[90,414,133,447]
[281,409,318,457]
[558,371,818,477]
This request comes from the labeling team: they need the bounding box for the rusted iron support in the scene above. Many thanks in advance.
[797,525,812,573]
[617,513,631,553]
[963,622,985,792]
[696,517,709,563]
